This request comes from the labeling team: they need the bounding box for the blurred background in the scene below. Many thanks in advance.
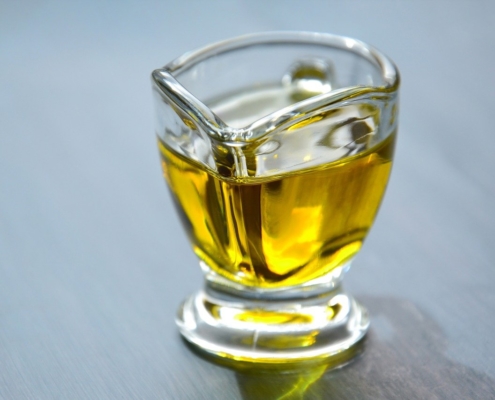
[1,1,495,399]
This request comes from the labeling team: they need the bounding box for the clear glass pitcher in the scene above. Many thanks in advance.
[152,32,399,364]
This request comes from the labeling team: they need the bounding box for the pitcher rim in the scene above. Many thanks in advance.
[152,31,400,142]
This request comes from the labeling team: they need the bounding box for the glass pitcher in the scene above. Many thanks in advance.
[151,32,399,364]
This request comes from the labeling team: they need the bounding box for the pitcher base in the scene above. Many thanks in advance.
[176,287,369,364]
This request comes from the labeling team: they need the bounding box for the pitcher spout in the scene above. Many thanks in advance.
[152,32,399,179]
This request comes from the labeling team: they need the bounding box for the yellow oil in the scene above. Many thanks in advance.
[158,129,394,288]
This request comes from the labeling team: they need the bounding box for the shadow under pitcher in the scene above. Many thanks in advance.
[151,32,399,364]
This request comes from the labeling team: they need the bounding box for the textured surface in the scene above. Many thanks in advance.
[1,1,495,399]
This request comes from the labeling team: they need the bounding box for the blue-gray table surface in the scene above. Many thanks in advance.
[1,1,495,399]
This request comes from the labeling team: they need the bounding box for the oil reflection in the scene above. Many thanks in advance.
[182,295,495,399]
[234,363,327,400]
[185,337,365,400]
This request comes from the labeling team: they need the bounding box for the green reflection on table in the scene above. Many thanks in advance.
[186,337,365,399]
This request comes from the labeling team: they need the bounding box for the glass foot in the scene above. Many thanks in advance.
[176,285,369,364]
